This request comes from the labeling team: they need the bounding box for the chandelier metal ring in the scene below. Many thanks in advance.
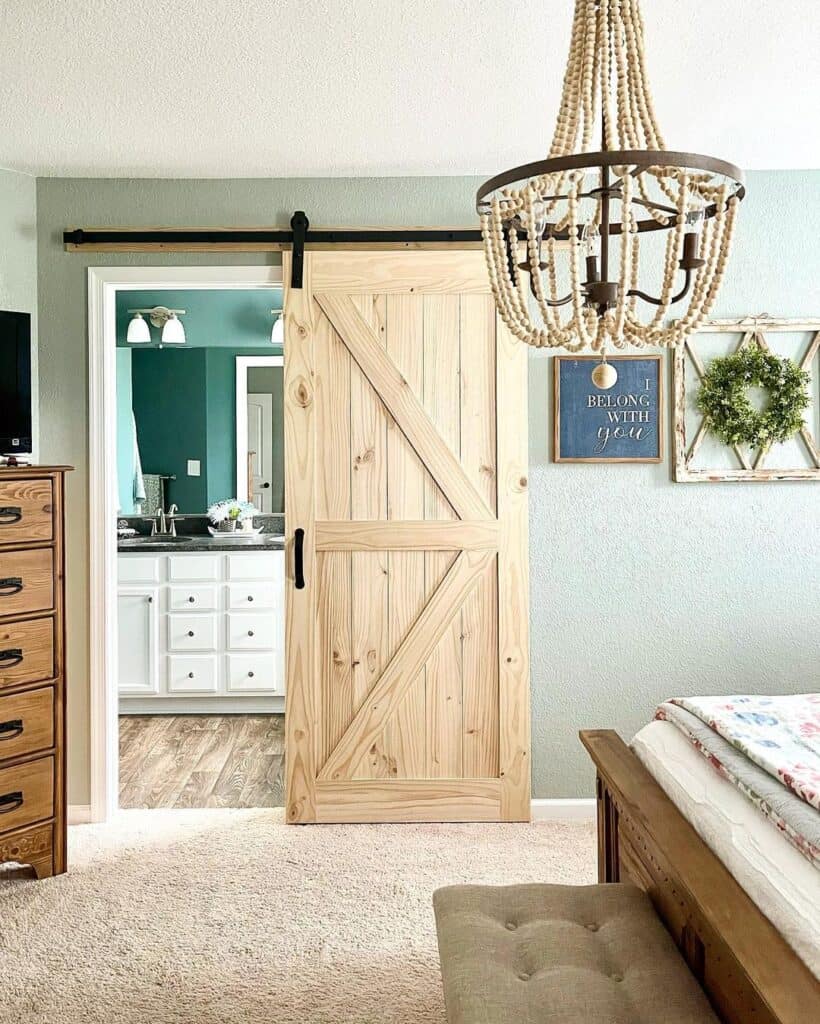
[477,150,745,238]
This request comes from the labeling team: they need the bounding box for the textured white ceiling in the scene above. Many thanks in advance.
[1,1,817,178]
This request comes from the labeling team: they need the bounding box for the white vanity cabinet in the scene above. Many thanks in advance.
[117,549,284,712]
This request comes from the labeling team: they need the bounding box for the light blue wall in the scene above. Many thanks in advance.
[35,172,820,804]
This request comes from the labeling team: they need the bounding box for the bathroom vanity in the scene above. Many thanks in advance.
[118,539,285,714]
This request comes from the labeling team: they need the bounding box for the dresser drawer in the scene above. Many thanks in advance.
[0,686,54,761]
[169,584,219,612]
[168,554,221,582]
[226,552,280,581]
[0,478,53,545]
[226,652,280,694]
[167,613,218,652]
[227,581,278,610]
[0,617,55,690]
[227,612,276,650]
[0,547,54,617]
[0,755,53,833]
[167,655,219,694]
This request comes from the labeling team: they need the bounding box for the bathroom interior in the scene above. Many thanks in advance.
[115,287,286,809]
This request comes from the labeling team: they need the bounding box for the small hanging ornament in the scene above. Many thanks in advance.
[591,353,618,389]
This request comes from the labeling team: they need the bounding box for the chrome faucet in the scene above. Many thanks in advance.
[150,505,178,537]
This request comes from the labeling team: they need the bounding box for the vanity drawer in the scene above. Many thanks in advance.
[227,612,276,651]
[169,585,219,612]
[226,653,280,693]
[0,686,54,761]
[118,555,160,585]
[0,479,53,545]
[167,613,218,652]
[227,582,278,610]
[226,552,280,581]
[0,617,55,690]
[167,655,219,694]
[0,755,53,833]
[168,554,221,582]
[0,548,54,617]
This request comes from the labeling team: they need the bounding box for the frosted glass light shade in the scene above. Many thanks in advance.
[271,315,284,346]
[126,313,151,344]
[161,313,186,345]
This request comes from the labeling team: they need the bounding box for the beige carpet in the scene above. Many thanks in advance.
[0,810,595,1024]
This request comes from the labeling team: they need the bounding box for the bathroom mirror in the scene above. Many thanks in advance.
[115,288,284,516]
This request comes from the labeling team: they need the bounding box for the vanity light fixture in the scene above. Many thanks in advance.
[126,306,187,345]
[270,308,284,346]
[126,312,151,344]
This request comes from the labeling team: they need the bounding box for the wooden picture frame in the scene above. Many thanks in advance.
[553,355,664,463]
[674,317,820,482]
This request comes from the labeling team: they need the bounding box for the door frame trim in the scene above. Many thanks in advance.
[235,355,284,505]
[87,264,283,823]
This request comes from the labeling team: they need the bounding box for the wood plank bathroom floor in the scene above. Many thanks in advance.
[119,715,285,809]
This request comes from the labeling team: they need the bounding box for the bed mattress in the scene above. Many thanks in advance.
[632,719,820,977]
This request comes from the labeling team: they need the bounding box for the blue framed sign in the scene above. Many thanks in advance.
[553,355,664,462]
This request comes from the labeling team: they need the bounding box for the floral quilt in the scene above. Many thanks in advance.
[669,694,820,810]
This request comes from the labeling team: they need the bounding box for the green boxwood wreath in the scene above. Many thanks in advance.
[696,346,810,448]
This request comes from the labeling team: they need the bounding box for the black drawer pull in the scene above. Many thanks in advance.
[0,507,22,524]
[0,719,24,740]
[0,791,23,814]
[0,577,23,596]
[0,648,23,668]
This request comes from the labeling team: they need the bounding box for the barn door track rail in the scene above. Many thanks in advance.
[63,212,484,281]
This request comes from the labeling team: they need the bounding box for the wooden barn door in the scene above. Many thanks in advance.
[283,250,529,823]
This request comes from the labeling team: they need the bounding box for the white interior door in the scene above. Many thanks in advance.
[247,393,273,512]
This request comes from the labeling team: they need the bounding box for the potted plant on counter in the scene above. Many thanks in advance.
[207,499,259,533]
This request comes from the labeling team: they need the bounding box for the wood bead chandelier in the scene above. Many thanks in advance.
[477,0,745,352]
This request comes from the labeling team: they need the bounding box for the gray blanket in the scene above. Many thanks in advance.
[657,701,820,868]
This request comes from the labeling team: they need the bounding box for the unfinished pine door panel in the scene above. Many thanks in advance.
[284,250,529,823]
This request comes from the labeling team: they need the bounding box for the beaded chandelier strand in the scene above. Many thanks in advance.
[477,0,745,351]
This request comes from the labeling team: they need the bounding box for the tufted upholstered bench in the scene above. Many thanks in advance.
[433,883,719,1024]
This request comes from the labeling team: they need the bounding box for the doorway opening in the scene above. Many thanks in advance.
[88,266,285,821]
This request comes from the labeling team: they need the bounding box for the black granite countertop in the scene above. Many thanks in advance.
[117,535,285,553]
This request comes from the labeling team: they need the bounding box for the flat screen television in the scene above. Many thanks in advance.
[0,311,33,456]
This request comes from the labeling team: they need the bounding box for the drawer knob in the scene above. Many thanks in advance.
[188,596,196,603]
[0,507,22,525]
[248,671,255,678]
[187,630,195,637]
[0,790,23,814]
[188,672,195,679]
[0,648,23,668]
[247,630,254,637]
[0,577,24,596]
[0,718,24,740]
[247,595,253,602]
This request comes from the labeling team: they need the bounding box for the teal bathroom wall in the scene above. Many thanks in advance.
[115,348,134,512]
[114,288,285,513]
[34,173,820,805]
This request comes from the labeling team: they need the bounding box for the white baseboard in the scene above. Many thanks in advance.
[68,805,92,825]
[530,798,596,822]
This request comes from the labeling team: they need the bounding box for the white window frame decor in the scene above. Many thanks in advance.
[87,265,282,822]
[673,316,820,483]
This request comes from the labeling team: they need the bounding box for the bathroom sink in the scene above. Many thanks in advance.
[118,535,196,547]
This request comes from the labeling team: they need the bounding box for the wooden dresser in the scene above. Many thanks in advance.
[0,466,70,879]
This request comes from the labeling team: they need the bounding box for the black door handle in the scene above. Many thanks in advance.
[0,507,22,524]
[294,528,305,590]
[0,649,23,668]
[0,791,23,814]
[0,719,23,740]
[0,577,23,596]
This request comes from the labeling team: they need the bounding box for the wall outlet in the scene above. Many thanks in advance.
[187,459,201,477]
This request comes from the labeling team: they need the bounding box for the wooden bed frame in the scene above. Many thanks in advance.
[580,730,819,1024]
